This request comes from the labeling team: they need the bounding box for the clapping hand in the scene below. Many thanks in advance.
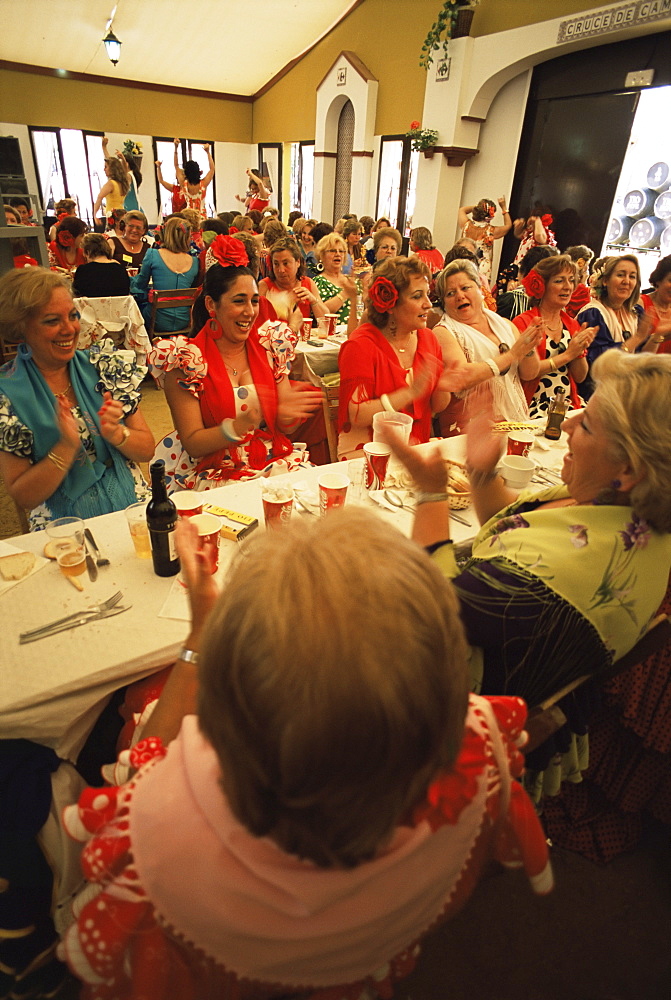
[98,391,126,447]
[56,396,80,451]
[277,383,323,425]
[511,316,544,361]
[379,424,447,494]
[175,518,219,638]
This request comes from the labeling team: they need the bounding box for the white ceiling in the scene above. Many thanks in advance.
[0,0,359,96]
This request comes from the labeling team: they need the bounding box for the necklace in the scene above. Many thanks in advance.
[45,379,72,398]
[220,348,247,377]
[388,330,415,353]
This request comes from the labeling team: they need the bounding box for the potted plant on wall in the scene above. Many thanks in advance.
[122,139,143,169]
[406,121,439,157]
[420,0,479,70]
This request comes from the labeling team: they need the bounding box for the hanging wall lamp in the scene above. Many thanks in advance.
[103,27,122,66]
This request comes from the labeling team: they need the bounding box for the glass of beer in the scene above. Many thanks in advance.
[46,517,86,578]
[125,502,151,559]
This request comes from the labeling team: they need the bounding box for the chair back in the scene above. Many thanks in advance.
[321,383,340,463]
[74,295,151,364]
[147,287,200,339]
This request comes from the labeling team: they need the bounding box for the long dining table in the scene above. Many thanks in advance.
[0,427,567,763]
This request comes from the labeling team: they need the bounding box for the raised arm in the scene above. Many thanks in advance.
[155,160,174,193]
[457,204,475,229]
[201,144,215,188]
[490,197,512,239]
[247,168,269,200]
[174,138,185,184]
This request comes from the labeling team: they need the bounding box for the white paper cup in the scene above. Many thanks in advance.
[499,454,535,489]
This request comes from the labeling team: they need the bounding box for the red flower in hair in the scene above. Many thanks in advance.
[521,269,546,299]
[541,213,553,228]
[209,235,249,269]
[369,276,399,313]
[57,231,75,248]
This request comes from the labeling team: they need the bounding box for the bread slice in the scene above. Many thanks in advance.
[0,550,36,581]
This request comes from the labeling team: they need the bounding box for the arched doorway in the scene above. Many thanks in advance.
[333,99,354,222]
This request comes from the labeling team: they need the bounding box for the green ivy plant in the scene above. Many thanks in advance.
[420,0,479,70]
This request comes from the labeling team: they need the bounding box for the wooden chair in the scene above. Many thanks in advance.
[525,614,671,753]
[146,287,200,340]
[321,382,340,464]
[0,335,18,365]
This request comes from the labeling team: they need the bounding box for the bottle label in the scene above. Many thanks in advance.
[168,529,177,562]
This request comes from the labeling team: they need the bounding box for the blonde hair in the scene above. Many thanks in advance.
[0,268,73,343]
[434,258,482,304]
[373,227,402,254]
[105,157,130,196]
[366,256,431,329]
[232,215,252,232]
[410,227,435,250]
[593,254,641,312]
[262,219,287,247]
[198,508,470,868]
[81,233,112,259]
[591,351,671,532]
[316,232,347,262]
[180,208,201,231]
[162,215,192,253]
[122,210,148,231]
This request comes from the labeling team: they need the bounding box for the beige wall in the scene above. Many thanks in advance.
[0,68,252,142]
[473,0,618,36]
[252,0,440,143]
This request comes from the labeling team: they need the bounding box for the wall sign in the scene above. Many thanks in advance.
[436,57,451,81]
[336,67,347,86]
[557,0,671,44]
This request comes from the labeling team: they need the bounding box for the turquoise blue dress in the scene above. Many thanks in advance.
[131,248,200,333]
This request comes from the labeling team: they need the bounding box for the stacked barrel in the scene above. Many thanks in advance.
[607,162,671,253]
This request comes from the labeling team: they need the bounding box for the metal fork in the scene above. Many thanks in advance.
[20,605,130,644]
[19,591,123,640]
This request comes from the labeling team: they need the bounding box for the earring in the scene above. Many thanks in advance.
[387,315,397,336]
[611,479,622,490]
[207,316,222,338]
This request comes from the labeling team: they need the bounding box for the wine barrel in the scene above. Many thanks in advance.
[606,216,632,244]
[647,161,671,193]
[654,189,671,221]
[629,217,665,249]
[623,188,656,219]
[660,224,671,256]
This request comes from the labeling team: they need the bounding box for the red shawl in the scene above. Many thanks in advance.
[513,307,582,408]
[192,320,293,474]
[338,322,442,444]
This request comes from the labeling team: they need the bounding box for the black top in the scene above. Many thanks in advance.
[73,261,131,298]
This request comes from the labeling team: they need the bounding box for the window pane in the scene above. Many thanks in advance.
[31,130,65,211]
[85,134,107,228]
[376,139,404,228]
[290,143,300,213]
[186,141,215,218]
[300,144,314,218]
[155,139,178,218]
[60,129,93,226]
[403,150,420,236]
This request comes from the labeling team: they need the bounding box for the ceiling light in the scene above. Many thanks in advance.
[103,28,121,66]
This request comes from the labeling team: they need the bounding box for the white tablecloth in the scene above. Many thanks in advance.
[0,431,567,760]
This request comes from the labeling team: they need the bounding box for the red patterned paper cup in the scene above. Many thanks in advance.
[190,513,221,574]
[318,473,350,515]
[363,442,391,490]
[301,319,312,342]
[172,491,204,518]
[507,430,534,457]
[325,313,339,337]
[262,485,294,529]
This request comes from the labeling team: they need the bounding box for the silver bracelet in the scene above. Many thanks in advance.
[220,418,243,443]
[415,490,448,505]
[380,393,395,413]
[484,357,499,378]
[466,465,498,489]
[179,647,199,665]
